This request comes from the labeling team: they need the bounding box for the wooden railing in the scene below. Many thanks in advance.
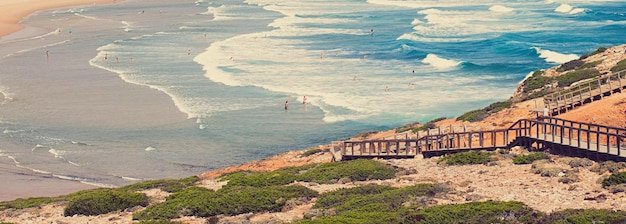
[544,69,626,115]
[331,117,626,161]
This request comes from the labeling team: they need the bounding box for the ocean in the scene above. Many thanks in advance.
[0,0,625,187]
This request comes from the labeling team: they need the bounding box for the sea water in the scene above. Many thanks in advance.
[0,0,625,187]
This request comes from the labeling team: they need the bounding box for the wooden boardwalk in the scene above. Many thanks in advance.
[544,68,626,115]
[331,117,626,162]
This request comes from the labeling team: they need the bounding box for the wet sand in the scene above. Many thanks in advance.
[0,0,190,202]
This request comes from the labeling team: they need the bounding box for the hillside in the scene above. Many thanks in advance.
[2,45,626,223]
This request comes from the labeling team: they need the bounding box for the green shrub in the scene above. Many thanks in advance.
[589,161,626,174]
[579,61,601,69]
[299,210,404,224]
[298,159,398,184]
[302,148,323,157]
[612,59,626,73]
[137,220,184,224]
[134,185,317,221]
[0,197,64,210]
[120,176,199,193]
[560,157,594,168]
[522,70,552,93]
[557,59,585,72]
[221,159,397,187]
[484,101,511,113]
[437,151,495,165]
[314,184,439,214]
[556,68,600,87]
[457,109,489,122]
[395,121,421,133]
[64,188,149,216]
[314,184,397,209]
[512,152,550,164]
[412,117,447,132]
[401,200,542,224]
[602,172,626,187]
[219,167,303,187]
[538,209,626,224]
[579,47,607,60]
[456,101,510,122]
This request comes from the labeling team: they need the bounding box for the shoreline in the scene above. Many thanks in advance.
[0,0,192,202]
[0,0,119,37]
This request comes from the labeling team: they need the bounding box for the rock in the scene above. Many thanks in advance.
[465,194,483,201]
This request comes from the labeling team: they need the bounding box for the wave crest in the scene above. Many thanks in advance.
[422,54,461,70]
[489,5,514,13]
[532,47,578,64]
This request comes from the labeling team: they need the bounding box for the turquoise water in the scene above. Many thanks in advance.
[0,0,624,187]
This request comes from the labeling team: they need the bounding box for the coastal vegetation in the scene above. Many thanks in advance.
[437,151,495,165]
[612,58,626,73]
[512,152,550,164]
[456,101,511,122]
[4,45,626,224]
[2,156,626,223]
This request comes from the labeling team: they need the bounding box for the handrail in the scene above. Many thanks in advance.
[335,117,625,161]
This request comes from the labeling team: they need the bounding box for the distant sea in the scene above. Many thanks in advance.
[0,0,624,187]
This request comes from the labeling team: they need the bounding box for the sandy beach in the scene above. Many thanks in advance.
[0,0,192,201]
[0,0,118,37]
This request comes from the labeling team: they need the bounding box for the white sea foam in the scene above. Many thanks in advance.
[32,144,47,151]
[121,21,132,32]
[533,47,578,64]
[48,148,64,158]
[422,54,461,70]
[569,8,585,15]
[32,169,51,174]
[555,4,573,13]
[121,176,143,181]
[489,5,514,13]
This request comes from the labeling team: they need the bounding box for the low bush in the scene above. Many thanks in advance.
[456,109,488,122]
[602,172,626,187]
[557,59,585,72]
[522,70,552,93]
[0,197,64,210]
[310,183,441,221]
[456,101,511,122]
[512,152,550,164]
[302,148,323,157]
[579,47,607,60]
[64,189,149,216]
[556,68,600,87]
[437,151,495,165]
[401,200,542,224]
[560,157,594,168]
[412,117,446,132]
[612,59,626,73]
[298,159,398,184]
[589,161,626,174]
[120,176,199,193]
[134,185,317,221]
[538,208,626,224]
[579,61,601,69]
[530,160,563,177]
[221,159,398,187]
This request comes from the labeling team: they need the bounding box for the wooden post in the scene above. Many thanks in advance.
[598,79,603,99]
